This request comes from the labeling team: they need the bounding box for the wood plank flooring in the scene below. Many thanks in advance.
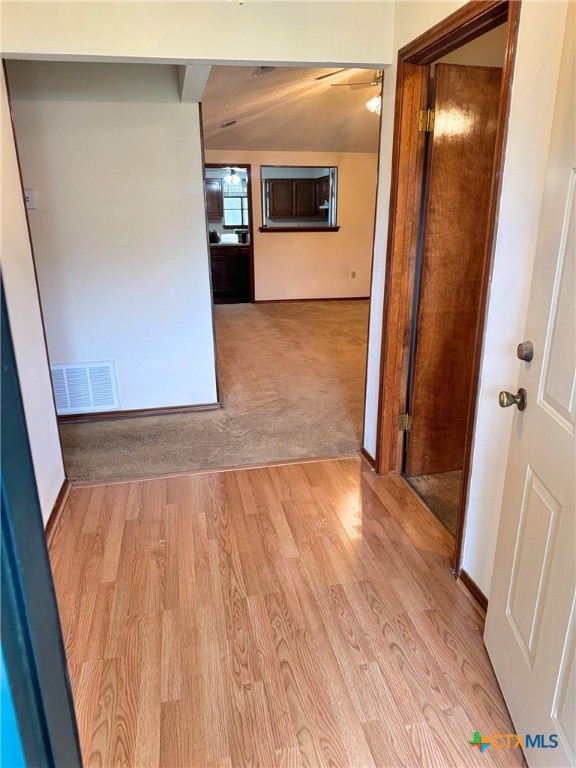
[49,458,526,767]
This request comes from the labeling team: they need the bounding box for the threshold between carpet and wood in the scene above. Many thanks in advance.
[59,300,369,483]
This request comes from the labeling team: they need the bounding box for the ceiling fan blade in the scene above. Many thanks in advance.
[330,81,377,87]
[314,69,347,81]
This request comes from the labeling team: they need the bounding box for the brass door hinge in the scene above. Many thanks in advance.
[418,108,435,133]
[399,413,413,431]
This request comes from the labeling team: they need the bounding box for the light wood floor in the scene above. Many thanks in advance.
[50,458,525,767]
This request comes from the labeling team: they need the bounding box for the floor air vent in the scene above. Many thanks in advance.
[51,361,120,415]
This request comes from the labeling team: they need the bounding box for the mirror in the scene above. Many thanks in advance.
[260,166,338,230]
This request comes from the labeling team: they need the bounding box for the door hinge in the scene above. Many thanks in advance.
[399,412,413,431]
[418,108,435,133]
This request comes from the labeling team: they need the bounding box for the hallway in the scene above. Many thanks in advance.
[49,457,524,767]
[59,300,369,483]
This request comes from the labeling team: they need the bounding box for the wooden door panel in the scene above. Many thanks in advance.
[406,63,502,477]
[316,175,330,208]
[205,179,223,219]
[294,179,316,216]
[267,180,293,217]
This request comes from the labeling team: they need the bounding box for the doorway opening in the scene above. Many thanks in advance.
[196,64,381,477]
[205,163,254,304]
[374,0,520,578]
[404,26,509,537]
[5,60,381,483]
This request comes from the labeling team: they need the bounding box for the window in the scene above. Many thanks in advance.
[223,183,249,228]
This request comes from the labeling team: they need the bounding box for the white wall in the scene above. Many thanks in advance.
[206,150,377,300]
[436,22,507,67]
[8,62,218,411]
[1,69,65,523]
[363,0,570,597]
[1,2,394,69]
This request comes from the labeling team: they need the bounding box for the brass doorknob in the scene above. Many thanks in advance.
[499,388,527,411]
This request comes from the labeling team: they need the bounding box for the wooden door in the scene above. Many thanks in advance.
[267,180,293,217]
[405,64,502,477]
[294,179,316,216]
[205,179,223,219]
[485,8,575,764]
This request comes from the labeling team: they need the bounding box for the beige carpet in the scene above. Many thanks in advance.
[405,471,462,537]
[60,300,369,482]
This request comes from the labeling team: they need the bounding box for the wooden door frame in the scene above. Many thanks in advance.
[204,162,256,303]
[374,0,521,573]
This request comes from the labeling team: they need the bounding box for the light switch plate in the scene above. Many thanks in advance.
[24,189,37,209]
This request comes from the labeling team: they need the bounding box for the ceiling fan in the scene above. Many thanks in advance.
[315,69,383,88]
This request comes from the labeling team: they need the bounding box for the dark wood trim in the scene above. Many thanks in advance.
[360,447,376,468]
[453,1,521,573]
[58,402,222,424]
[259,226,340,233]
[45,479,71,547]
[205,162,255,304]
[373,0,521,577]
[400,0,509,64]
[254,297,369,304]
[458,569,489,612]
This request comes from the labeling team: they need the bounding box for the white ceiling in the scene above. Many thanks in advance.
[201,66,382,153]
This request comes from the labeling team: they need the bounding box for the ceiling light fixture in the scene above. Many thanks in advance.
[366,95,382,115]
[224,169,242,185]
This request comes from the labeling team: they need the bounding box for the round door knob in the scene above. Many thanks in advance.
[517,341,534,362]
[499,388,527,411]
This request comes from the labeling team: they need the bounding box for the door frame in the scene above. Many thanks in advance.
[204,162,256,303]
[374,0,521,573]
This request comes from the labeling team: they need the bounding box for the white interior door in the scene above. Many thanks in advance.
[484,5,575,767]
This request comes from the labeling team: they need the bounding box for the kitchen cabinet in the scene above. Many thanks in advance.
[293,180,317,216]
[209,245,251,303]
[266,178,320,218]
[205,179,223,219]
[267,180,293,217]
[315,175,330,209]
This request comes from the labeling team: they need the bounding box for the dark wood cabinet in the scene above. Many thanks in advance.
[265,177,331,218]
[315,175,330,209]
[293,180,316,216]
[205,179,223,219]
[210,245,251,303]
[267,180,293,217]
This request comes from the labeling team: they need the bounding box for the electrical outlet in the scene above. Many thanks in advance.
[351,270,357,279]
[24,189,37,209]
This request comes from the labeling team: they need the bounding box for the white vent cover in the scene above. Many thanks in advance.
[50,361,120,415]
